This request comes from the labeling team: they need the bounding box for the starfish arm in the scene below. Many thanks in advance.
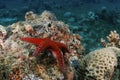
[34,40,51,56]
[20,37,44,45]
[42,38,70,53]
[55,42,70,53]
[34,39,49,56]
[53,50,66,73]
[50,45,66,73]
[33,45,44,56]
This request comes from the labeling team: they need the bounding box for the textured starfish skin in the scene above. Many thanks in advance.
[20,37,70,73]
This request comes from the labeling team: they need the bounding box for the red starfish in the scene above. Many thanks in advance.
[20,37,70,73]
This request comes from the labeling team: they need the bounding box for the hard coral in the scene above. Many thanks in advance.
[101,30,120,48]
[78,47,118,80]
[101,30,120,80]
[107,30,119,42]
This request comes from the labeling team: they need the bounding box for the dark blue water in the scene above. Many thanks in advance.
[0,0,120,53]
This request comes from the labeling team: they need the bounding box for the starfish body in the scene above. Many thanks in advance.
[20,37,70,73]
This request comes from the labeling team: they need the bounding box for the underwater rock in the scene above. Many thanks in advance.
[79,11,98,25]
[68,17,75,22]
[23,74,42,80]
[101,6,107,13]
[25,11,37,21]
[0,25,7,38]
[87,11,96,21]
[0,11,83,80]
[64,12,73,17]
[78,47,119,80]
[0,25,7,49]
[40,10,57,21]
[71,25,79,33]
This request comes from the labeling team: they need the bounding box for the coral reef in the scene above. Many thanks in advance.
[78,47,119,80]
[76,31,120,80]
[1,1,120,80]
[0,11,83,80]
[77,30,120,80]
[101,30,120,80]
[2,9,120,80]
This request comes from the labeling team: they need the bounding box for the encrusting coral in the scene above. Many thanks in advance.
[0,11,83,80]
[78,47,119,80]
